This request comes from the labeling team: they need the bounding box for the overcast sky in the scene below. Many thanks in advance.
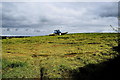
[1,2,118,36]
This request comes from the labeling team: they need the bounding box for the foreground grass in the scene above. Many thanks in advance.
[2,33,119,78]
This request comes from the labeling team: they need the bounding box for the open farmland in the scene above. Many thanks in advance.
[2,33,119,79]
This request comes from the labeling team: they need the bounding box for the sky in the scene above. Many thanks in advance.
[1,0,119,2]
[1,2,119,36]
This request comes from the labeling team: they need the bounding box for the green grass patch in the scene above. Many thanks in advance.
[2,33,119,78]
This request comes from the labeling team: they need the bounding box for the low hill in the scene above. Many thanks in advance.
[2,33,119,79]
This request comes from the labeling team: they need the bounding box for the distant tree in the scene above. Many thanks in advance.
[15,28,18,31]
[6,28,10,31]
[25,29,28,31]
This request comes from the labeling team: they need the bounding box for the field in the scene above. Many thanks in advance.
[2,33,119,79]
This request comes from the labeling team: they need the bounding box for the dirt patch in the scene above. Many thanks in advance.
[64,53,81,57]
[60,42,77,44]
[32,54,49,57]
[88,42,101,44]
[58,37,69,39]
[51,45,67,47]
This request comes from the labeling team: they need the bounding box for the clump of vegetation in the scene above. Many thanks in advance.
[2,33,119,78]
[2,59,26,69]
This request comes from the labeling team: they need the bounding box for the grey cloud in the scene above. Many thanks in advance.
[98,4,118,17]
[95,3,118,17]
[1,2,118,35]
[0,3,2,29]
